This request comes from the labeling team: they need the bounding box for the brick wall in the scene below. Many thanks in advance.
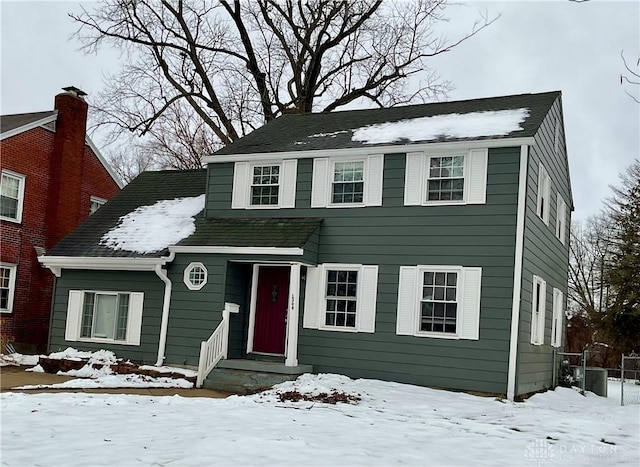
[1,95,120,352]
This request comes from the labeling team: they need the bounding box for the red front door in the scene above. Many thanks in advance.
[252,266,290,354]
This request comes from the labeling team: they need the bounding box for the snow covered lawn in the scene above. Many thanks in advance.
[2,374,638,466]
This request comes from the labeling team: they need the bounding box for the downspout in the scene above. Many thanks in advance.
[154,251,175,366]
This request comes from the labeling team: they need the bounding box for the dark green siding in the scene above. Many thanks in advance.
[516,97,571,395]
[225,262,252,358]
[48,270,164,364]
[205,148,522,394]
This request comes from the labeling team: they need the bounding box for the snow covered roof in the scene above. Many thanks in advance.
[213,91,559,156]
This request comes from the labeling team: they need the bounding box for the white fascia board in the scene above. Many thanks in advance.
[38,255,170,277]
[0,114,58,141]
[507,144,529,401]
[169,246,304,255]
[203,137,535,164]
[85,136,125,188]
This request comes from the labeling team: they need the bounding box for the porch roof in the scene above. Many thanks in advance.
[177,217,322,248]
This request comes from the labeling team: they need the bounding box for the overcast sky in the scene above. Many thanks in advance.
[1,0,638,221]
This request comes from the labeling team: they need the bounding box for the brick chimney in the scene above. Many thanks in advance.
[45,87,89,249]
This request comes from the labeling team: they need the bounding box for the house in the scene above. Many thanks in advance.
[1,87,123,352]
[39,91,572,400]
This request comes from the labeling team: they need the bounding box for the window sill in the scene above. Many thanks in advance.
[0,309,13,314]
[414,331,460,340]
[76,337,137,346]
[325,203,367,209]
[422,200,466,207]
[317,325,359,333]
[0,216,21,224]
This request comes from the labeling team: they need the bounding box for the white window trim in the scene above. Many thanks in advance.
[404,148,487,206]
[536,163,550,225]
[1,170,26,223]
[318,263,362,333]
[90,196,107,214]
[66,290,143,346]
[0,262,17,313]
[415,266,463,339]
[312,154,384,208]
[531,275,547,345]
[183,262,208,291]
[556,193,567,245]
[232,160,297,210]
[551,288,563,348]
[327,157,367,208]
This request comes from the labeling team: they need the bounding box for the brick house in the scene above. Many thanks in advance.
[0,87,123,352]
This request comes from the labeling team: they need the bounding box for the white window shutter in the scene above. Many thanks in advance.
[232,162,249,209]
[311,158,329,208]
[364,154,384,206]
[126,292,144,345]
[357,265,378,333]
[396,266,418,335]
[538,280,547,344]
[303,266,322,329]
[404,152,424,206]
[466,149,488,204]
[459,267,482,340]
[281,159,297,208]
[65,290,83,341]
[552,288,563,347]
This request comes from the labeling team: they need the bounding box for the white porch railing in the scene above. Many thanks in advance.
[196,303,239,388]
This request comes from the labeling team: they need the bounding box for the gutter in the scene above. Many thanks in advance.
[154,251,175,366]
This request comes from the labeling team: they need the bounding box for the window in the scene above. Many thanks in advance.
[396,266,481,340]
[232,160,297,209]
[303,263,378,333]
[65,290,144,345]
[332,161,364,204]
[427,156,465,202]
[536,163,551,225]
[184,262,208,290]
[311,155,383,208]
[556,194,567,244]
[251,165,280,206]
[1,170,26,223]
[420,270,458,334]
[552,288,563,347]
[0,263,17,313]
[404,149,488,206]
[90,196,106,215]
[531,275,547,345]
[324,269,358,328]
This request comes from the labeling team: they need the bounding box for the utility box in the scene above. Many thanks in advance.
[570,366,608,397]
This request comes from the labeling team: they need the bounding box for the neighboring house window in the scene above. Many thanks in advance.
[311,155,384,208]
[0,170,26,223]
[396,266,482,340]
[90,196,106,215]
[556,194,567,245]
[332,161,364,204]
[536,163,551,225]
[530,275,547,345]
[552,288,563,348]
[65,290,144,345]
[0,263,17,313]
[404,149,488,206]
[427,155,465,202]
[251,165,280,206]
[303,263,378,333]
[232,160,297,209]
[184,262,208,290]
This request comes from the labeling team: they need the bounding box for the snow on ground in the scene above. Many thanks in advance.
[351,108,530,144]
[2,373,638,466]
[100,194,205,253]
[138,364,198,378]
[0,353,40,367]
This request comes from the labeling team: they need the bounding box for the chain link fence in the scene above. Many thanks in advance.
[621,353,640,406]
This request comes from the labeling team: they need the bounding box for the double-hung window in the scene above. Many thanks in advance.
[397,265,482,340]
[0,263,17,313]
[332,161,364,204]
[404,149,487,206]
[1,170,26,223]
[65,290,144,345]
[531,275,547,345]
[537,163,551,225]
[232,160,297,209]
[303,263,378,333]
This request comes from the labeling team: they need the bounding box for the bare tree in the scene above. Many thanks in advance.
[621,50,640,104]
[72,0,496,173]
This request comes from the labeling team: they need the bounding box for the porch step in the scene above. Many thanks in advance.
[203,359,313,394]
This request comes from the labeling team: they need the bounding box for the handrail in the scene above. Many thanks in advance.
[196,305,232,388]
